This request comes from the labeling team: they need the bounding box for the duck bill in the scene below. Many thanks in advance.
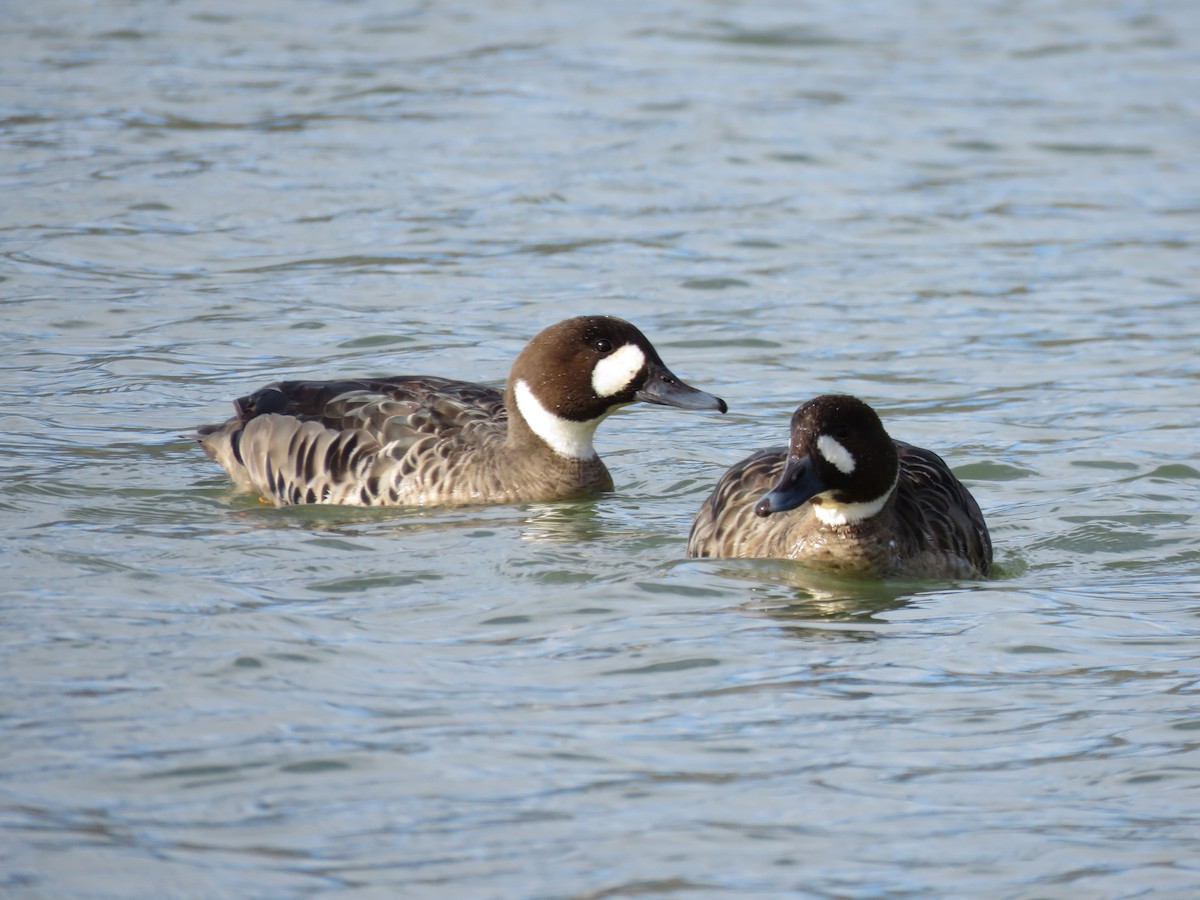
[634,363,727,413]
[754,455,826,517]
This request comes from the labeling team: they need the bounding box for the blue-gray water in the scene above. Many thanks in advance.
[4,1,1200,896]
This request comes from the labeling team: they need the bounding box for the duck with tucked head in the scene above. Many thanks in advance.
[687,394,991,579]
[198,315,726,507]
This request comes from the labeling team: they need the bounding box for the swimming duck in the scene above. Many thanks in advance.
[198,315,726,507]
[687,394,992,578]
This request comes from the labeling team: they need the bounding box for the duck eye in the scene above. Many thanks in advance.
[594,339,613,354]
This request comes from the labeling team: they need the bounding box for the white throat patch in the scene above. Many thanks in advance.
[812,473,898,526]
[592,344,645,398]
[514,379,602,460]
[817,434,856,475]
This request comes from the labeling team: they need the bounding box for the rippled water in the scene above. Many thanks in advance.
[4,0,1200,896]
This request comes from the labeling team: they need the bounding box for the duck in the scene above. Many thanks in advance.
[687,394,992,579]
[197,315,727,508]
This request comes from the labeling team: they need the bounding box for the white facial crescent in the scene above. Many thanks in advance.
[592,344,645,398]
[817,434,856,475]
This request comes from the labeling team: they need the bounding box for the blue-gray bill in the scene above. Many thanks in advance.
[635,363,727,413]
[754,455,824,517]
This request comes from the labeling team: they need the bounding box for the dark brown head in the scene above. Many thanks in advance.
[755,394,899,524]
[507,315,726,458]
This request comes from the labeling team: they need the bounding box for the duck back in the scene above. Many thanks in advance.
[200,376,610,507]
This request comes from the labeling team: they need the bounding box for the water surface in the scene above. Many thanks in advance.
[3,0,1200,896]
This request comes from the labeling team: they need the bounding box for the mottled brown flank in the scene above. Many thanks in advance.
[199,375,612,508]
[687,441,991,580]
